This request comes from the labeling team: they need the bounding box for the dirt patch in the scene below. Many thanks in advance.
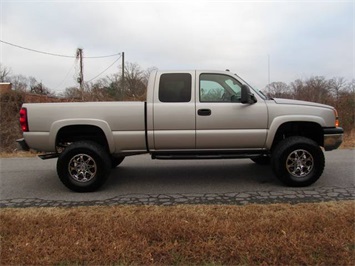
[0,151,38,158]
[1,201,354,265]
[342,130,355,149]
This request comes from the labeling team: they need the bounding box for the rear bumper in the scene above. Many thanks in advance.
[16,138,30,151]
[323,127,343,151]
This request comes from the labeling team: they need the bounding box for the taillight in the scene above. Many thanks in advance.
[19,108,29,132]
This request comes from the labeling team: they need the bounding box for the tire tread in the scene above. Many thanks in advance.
[57,141,111,192]
[272,136,325,187]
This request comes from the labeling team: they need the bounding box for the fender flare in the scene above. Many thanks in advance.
[49,119,115,153]
[266,115,325,149]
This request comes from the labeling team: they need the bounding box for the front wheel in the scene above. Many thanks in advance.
[111,156,125,168]
[57,141,111,192]
[251,155,271,165]
[271,137,325,187]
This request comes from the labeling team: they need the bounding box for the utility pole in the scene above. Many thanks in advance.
[122,52,125,92]
[76,48,84,100]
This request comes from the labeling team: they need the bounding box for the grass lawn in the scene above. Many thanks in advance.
[1,201,354,265]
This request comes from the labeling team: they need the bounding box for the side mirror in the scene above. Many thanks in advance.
[241,85,257,104]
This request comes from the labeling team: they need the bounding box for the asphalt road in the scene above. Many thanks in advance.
[0,149,354,207]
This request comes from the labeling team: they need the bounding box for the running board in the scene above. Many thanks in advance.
[38,153,60,160]
[151,153,262,160]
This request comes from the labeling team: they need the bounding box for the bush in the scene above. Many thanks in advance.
[0,91,24,152]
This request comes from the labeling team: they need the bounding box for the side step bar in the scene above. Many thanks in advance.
[152,153,264,160]
[38,153,60,160]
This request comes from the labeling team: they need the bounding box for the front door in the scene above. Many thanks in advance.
[196,72,268,150]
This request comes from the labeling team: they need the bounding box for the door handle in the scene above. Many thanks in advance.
[198,109,211,116]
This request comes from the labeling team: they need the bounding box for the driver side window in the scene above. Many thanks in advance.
[200,80,224,102]
[199,74,242,102]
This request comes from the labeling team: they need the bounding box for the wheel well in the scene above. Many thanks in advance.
[56,125,109,151]
[272,122,323,150]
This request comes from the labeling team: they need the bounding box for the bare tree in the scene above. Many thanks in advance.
[328,77,346,108]
[264,82,292,98]
[106,74,121,99]
[291,76,331,104]
[290,79,304,100]
[122,62,145,99]
[29,77,52,95]
[8,75,29,92]
[0,64,11,82]
[345,79,355,128]
[64,86,82,99]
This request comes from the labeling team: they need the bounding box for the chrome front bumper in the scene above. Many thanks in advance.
[324,127,344,151]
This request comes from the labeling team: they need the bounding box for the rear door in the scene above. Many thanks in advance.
[153,71,196,150]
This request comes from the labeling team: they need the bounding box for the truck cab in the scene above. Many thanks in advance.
[147,71,268,153]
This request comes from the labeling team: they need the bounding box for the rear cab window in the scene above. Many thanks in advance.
[159,73,192,102]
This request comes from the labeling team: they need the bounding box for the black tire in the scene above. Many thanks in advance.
[111,156,125,168]
[251,155,271,165]
[57,141,111,192]
[271,136,324,187]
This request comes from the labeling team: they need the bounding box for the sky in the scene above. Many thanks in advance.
[0,0,354,93]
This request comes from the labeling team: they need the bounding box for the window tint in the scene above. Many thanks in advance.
[200,74,242,102]
[159,73,192,102]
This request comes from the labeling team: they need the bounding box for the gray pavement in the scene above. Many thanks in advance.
[1,187,354,208]
[0,149,354,208]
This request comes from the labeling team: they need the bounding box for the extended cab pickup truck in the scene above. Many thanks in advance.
[17,70,344,192]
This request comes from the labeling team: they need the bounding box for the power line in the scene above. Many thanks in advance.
[53,59,77,91]
[0,40,121,58]
[87,55,122,83]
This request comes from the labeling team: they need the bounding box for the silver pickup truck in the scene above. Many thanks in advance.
[17,70,343,192]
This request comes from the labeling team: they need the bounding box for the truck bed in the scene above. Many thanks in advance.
[23,101,146,153]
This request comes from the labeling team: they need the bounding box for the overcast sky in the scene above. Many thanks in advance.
[0,0,353,93]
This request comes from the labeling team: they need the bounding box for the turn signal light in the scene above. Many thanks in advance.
[334,109,339,128]
[19,108,29,132]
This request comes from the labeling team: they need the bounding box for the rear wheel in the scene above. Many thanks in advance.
[272,137,324,187]
[57,141,111,192]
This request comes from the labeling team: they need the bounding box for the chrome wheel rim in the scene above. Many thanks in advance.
[68,154,97,183]
[286,149,314,178]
